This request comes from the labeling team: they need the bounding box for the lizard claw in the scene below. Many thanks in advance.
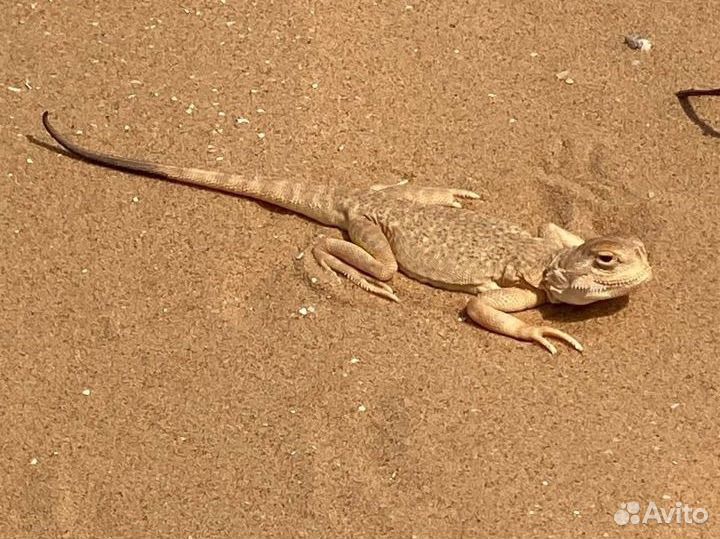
[519,326,584,355]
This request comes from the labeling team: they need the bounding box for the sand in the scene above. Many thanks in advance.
[1,1,719,537]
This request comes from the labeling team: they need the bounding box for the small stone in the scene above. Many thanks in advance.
[310,277,318,284]
[350,357,360,364]
[30,457,38,465]
[235,117,250,125]
[573,510,581,517]
[82,388,91,396]
[555,70,570,81]
[357,404,367,412]
[541,480,549,486]
[662,494,672,500]
[298,307,308,316]
[530,52,539,57]
[26,157,33,164]
[257,132,266,139]
[564,77,574,85]
[7,86,22,93]
[670,402,680,410]
[310,82,319,89]
[625,34,652,52]
[131,196,139,203]
[306,306,316,313]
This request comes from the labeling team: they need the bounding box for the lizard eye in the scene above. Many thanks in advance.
[595,252,617,267]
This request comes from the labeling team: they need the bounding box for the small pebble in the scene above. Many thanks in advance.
[625,34,652,52]
[131,196,139,203]
[298,307,308,316]
[350,357,360,364]
[670,403,680,410]
[7,86,22,93]
[555,70,570,81]
[310,277,318,284]
[257,132,266,139]
[26,157,33,164]
[30,457,38,465]
[235,117,250,125]
[357,404,367,412]
[82,388,91,396]
[310,82,319,89]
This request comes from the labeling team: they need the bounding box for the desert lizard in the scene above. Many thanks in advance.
[42,111,652,354]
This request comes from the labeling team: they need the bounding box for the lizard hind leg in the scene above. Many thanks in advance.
[370,181,480,208]
[311,219,400,302]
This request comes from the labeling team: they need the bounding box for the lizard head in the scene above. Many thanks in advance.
[542,236,652,305]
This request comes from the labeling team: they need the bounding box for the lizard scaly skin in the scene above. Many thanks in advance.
[42,112,652,354]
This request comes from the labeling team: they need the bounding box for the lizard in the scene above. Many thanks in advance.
[41,111,652,354]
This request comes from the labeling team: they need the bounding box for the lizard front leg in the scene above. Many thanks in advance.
[312,218,399,301]
[466,287,583,354]
[369,180,480,208]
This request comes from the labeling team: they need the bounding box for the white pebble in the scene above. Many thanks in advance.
[26,157,33,164]
[30,457,38,465]
[555,70,570,80]
[298,307,308,316]
[257,132,266,139]
[82,388,91,396]
[235,117,250,125]
[7,86,22,93]
[357,404,367,412]
[670,402,680,410]
[625,34,652,52]
[310,82,319,89]
[131,196,139,203]
[350,357,360,364]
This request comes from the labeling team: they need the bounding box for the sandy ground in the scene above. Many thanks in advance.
[2,1,719,537]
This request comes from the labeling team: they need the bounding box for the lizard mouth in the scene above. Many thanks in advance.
[569,266,652,299]
[588,266,653,290]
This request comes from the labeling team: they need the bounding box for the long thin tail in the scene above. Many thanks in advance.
[42,111,349,226]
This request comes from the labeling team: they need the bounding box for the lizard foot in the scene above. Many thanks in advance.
[313,247,399,302]
[370,182,480,208]
[516,325,584,355]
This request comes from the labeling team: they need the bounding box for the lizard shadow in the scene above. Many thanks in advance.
[675,88,720,138]
[538,295,629,323]
[25,135,313,222]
